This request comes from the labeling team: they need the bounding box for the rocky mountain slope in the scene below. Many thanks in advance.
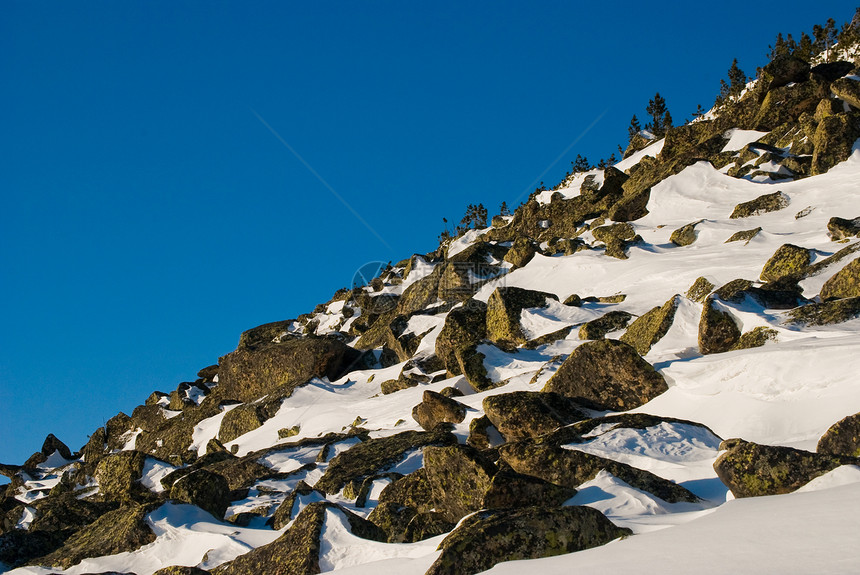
[3,19,860,575]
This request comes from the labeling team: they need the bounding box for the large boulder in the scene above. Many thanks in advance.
[40,434,73,460]
[218,403,271,444]
[435,299,487,374]
[578,310,633,340]
[827,216,860,240]
[481,469,576,509]
[217,336,363,403]
[698,297,742,355]
[412,390,467,431]
[423,444,498,523]
[760,244,811,282]
[591,222,638,259]
[486,287,557,347]
[315,429,456,495]
[377,468,435,514]
[425,506,630,575]
[831,77,860,110]
[785,297,860,326]
[619,295,679,355]
[670,221,701,246]
[395,264,443,316]
[544,339,668,411]
[30,503,159,570]
[95,451,150,503]
[714,438,853,498]
[483,391,585,441]
[817,412,860,458]
[811,112,860,175]
[729,191,789,219]
[686,277,715,303]
[216,502,385,575]
[758,55,810,93]
[820,258,860,300]
[503,237,539,268]
[169,469,230,520]
[500,441,699,503]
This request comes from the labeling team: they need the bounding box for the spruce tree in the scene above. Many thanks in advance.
[645,93,669,137]
[796,32,814,61]
[572,154,591,173]
[628,115,641,141]
[499,201,510,217]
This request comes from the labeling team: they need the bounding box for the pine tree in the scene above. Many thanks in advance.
[767,33,791,60]
[692,104,706,119]
[572,154,591,173]
[499,201,510,217]
[645,93,669,137]
[727,59,747,97]
[840,9,860,48]
[663,110,673,132]
[796,32,814,61]
[813,24,827,55]
[607,152,616,165]
[627,115,641,141]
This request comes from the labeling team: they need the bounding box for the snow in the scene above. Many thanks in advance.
[189,403,239,457]
[721,128,768,152]
[139,457,178,494]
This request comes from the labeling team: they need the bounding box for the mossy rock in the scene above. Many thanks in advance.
[608,186,651,222]
[218,404,267,444]
[523,325,574,349]
[725,227,762,245]
[435,299,487,376]
[620,295,679,355]
[760,243,811,282]
[544,339,667,411]
[278,425,301,439]
[503,237,539,268]
[169,469,230,520]
[713,438,853,498]
[315,429,456,495]
[820,258,860,300]
[730,191,789,219]
[237,320,294,351]
[785,297,860,326]
[215,502,385,575]
[578,310,633,340]
[412,390,468,431]
[817,412,860,458]
[483,391,586,442]
[377,468,435,514]
[686,277,715,303]
[404,511,455,543]
[592,222,635,243]
[831,77,860,110]
[95,451,150,503]
[563,293,582,306]
[670,221,702,246]
[31,502,159,569]
[814,97,843,121]
[499,441,698,503]
[135,403,221,464]
[827,216,860,240]
[698,297,741,355]
[218,336,363,403]
[426,506,630,575]
[731,326,778,350]
[482,468,576,510]
[423,444,498,523]
[811,112,860,175]
[486,287,557,348]
[25,493,116,535]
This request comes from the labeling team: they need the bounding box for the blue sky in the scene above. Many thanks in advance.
[0,1,854,469]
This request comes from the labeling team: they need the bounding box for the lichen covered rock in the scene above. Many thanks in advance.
[817,412,860,458]
[785,297,860,326]
[698,298,741,355]
[732,326,778,350]
[169,469,230,520]
[820,258,860,300]
[725,227,762,245]
[620,296,679,355]
[670,221,701,246]
[827,216,860,240]
[686,277,715,302]
[218,403,269,444]
[486,287,557,347]
[578,310,633,340]
[412,390,467,431]
[830,76,860,109]
[95,451,150,503]
[483,391,585,441]
[713,438,852,498]
[544,339,667,411]
[423,444,498,522]
[425,506,630,575]
[730,191,789,219]
[377,468,435,514]
[435,299,487,378]
[503,237,539,269]
[811,112,860,175]
[760,243,811,282]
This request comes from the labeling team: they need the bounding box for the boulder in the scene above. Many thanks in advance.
[197,364,219,382]
[483,391,585,441]
[403,511,455,542]
[482,468,576,509]
[499,441,699,503]
[217,336,363,403]
[619,296,679,355]
[435,299,487,377]
[237,320,294,351]
[216,502,385,575]
[424,444,498,523]
[730,191,789,219]
[31,503,158,570]
[827,216,860,240]
[377,468,435,514]
[425,506,630,575]
[754,77,828,130]
[169,469,230,520]
[153,567,212,575]
[412,390,467,431]
[40,434,73,460]
[817,412,860,458]
[698,297,742,355]
[714,438,853,498]
[218,403,269,444]
[578,310,633,340]
[80,427,107,465]
[367,501,418,543]
[760,243,811,282]
[608,186,651,222]
[686,277,715,302]
[592,223,637,258]
[810,61,855,82]
[785,297,860,326]
[831,77,860,110]
[820,258,860,300]
[95,451,150,503]
[315,429,456,495]
[269,481,324,529]
[670,221,701,246]
[725,227,762,245]
[486,287,557,347]
[811,112,860,175]
[544,339,667,411]
[758,55,810,93]
[466,415,499,449]
[396,264,443,316]
[732,326,778,350]
[503,237,539,268]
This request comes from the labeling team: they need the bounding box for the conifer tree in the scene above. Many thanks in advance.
[692,104,706,119]
[645,93,669,137]
[796,32,814,61]
[499,201,510,217]
[572,154,591,173]
[627,115,641,141]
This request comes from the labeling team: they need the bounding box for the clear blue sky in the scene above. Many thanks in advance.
[0,1,853,469]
